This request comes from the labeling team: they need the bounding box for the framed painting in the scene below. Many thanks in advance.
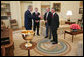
[53,3,61,12]
[80,1,83,7]
[79,8,83,14]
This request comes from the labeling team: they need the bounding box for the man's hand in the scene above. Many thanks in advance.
[45,20,47,23]
[35,20,39,23]
[39,15,41,18]
[39,15,43,19]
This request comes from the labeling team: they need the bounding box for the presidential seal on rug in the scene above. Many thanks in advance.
[34,39,71,56]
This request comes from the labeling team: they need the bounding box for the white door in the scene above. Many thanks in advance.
[20,2,32,27]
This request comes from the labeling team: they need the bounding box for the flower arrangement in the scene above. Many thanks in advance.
[70,24,81,32]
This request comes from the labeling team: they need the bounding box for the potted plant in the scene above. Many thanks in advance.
[70,24,81,32]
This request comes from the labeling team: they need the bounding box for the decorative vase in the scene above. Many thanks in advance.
[67,19,70,22]
[21,30,34,48]
[71,29,78,32]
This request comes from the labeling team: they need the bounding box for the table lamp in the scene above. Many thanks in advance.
[66,10,72,22]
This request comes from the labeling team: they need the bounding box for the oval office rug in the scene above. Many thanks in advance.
[34,39,71,56]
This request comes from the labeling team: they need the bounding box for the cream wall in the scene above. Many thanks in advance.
[32,1,82,22]
[50,1,82,22]
[10,1,82,28]
[32,1,41,13]
[10,1,41,28]
[20,2,32,26]
[10,1,22,28]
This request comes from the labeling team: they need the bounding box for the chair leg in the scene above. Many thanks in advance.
[1,46,5,56]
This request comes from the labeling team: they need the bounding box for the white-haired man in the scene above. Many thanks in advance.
[24,5,33,30]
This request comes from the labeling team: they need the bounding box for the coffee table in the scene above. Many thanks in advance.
[64,30,83,42]
[20,42,37,56]
[65,21,76,25]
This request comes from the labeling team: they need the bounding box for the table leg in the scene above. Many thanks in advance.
[72,35,74,42]
[28,49,30,56]
[64,32,66,39]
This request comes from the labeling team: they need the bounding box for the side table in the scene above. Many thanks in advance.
[64,30,83,42]
[20,42,37,56]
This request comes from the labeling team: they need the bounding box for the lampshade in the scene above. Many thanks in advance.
[66,11,72,16]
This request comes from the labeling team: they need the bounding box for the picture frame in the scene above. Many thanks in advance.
[53,3,61,12]
[80,1,83,7]
[79,8,83,14]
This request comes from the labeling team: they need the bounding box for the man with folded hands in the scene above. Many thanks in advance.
[32,8,41,36]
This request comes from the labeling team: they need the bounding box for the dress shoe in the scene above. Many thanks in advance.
[45,36,48,38]
[37,34,40,36]
[52,42,58,44]
[34,33,35,36]
[50,40,54,42]
[49,38,51,39]
[49,37,51,39]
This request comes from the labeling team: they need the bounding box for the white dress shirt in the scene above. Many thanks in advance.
[46,12,49,19]
[35,12,38,14]
[53,12,55,16]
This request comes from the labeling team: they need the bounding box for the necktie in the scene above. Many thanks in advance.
[52,14,53,17]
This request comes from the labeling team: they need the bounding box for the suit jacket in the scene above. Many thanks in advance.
[51,13,59,30]
[44,12,52,26]
[32,12,40,22]
[24,10,32,30]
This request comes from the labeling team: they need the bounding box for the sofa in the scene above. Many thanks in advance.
[40,19,70,36]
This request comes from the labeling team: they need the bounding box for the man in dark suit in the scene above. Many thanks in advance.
[44,8,52,39]
[32,8,41,36]
[51,8,59,44]
[24,5,33,30]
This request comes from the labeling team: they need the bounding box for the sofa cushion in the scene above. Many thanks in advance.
[60,20,65,25]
